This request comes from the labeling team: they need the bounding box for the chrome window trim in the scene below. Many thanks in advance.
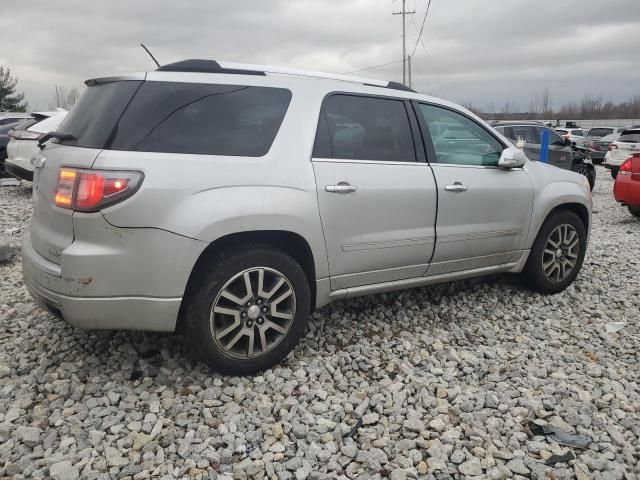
[311,157,429,166]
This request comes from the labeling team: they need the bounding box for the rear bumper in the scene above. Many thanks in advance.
[613,177,640,207]
[588,151,606,160]
[22,219,207,331]
[4,161,33,181]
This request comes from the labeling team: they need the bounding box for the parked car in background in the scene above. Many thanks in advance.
[22,60,592,374]
[0,112,32,126]
[4,110,67,181]
[2,118,42,175]
[585,130,625,164]
[554,128,586,147]
[604,129,640,178]
[613,154,640,218]
[494,121,595,190]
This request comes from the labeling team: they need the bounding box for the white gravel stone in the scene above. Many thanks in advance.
[0,170,638,479]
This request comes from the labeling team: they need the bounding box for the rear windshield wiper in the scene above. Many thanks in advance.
[38,131,76,147]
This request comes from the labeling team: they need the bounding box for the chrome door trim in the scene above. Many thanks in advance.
[312,157,428,167]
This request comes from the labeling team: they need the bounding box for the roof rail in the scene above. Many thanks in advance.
[156,59,416,93]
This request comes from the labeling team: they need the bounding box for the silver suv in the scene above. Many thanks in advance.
[23,60,592,374]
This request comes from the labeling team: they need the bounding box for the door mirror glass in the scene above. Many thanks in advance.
[498,147,527,168]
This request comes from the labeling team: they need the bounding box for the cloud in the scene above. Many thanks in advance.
[1,0,638,111]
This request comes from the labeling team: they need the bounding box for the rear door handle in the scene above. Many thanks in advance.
[444,182,468,193]
[325,183,357,194]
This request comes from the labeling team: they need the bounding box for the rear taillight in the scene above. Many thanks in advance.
[609,144,618,151]
[54,168,143,212]
[9,130,43,141]
[619,159,632,176]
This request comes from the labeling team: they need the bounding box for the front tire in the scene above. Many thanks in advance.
[629,206,640,217]
[576,164,596,191]
[523,211,587,294]
[184,245,311,375]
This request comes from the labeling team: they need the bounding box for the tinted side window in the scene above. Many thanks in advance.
[111,82,292,156]
[320,95,416,162]
[539,128,565,146]
[509,126,538,144]
[418,104,504,166]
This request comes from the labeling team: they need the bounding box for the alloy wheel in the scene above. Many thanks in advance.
[210,267,296,359]
[541,224,580,283]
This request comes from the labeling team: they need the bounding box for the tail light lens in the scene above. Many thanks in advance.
[609,144,618,151]
[54,168,143,212]
[9,129,43,141]
[619,159,632,176]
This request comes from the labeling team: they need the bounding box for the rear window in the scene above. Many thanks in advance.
[618,131,640,143]
[58,80,292,157]
[588,128,613,137]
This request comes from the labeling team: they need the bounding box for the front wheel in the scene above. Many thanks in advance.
[576,164,595,191]
[629,206,640,217]
[184,246,311,375]
[522,211,587,294]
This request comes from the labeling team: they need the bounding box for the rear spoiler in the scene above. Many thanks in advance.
[85,73,147,86]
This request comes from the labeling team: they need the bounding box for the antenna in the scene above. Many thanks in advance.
[140,43,160,68]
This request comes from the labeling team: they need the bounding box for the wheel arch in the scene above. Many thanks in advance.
[526,178,592,249]
[177,230,317,332]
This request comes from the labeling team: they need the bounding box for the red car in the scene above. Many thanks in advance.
[613,153,640,217]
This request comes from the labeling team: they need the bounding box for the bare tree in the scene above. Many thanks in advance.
[50,85,80,110]
[541,87,552,117]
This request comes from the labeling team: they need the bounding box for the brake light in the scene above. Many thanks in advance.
[619,159,632,175]
[609,144,618,151]
[54,168,143,212]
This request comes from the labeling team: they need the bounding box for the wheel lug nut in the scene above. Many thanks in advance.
[246,320,253,327]
[257,317,264,325]
[241,312,247,317]
[262,307,268,313]
[246,302,252,307]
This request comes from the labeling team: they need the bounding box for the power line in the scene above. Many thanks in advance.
[410,15,444,96]
[343,59,404,75]
[411,0,433,57]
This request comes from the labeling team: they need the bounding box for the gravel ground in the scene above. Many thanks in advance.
[0,167,638,480]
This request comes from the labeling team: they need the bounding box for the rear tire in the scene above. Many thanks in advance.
[184,245,311,375]
[629,206,640,217]
[522,211,587,294]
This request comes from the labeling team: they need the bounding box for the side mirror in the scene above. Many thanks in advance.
[499,147,527,169]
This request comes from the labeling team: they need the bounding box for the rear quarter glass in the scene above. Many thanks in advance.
[56,80,143,148]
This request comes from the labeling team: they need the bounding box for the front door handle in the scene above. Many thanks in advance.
[444,182,468,193]
[325,183,357,194]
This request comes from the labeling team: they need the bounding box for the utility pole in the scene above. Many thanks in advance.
[393,0,415,85]
[408,55,412,88]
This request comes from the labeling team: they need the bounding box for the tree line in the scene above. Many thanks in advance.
[466,88,640,121]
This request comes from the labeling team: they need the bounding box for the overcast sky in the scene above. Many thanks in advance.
[1,0,639,111]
